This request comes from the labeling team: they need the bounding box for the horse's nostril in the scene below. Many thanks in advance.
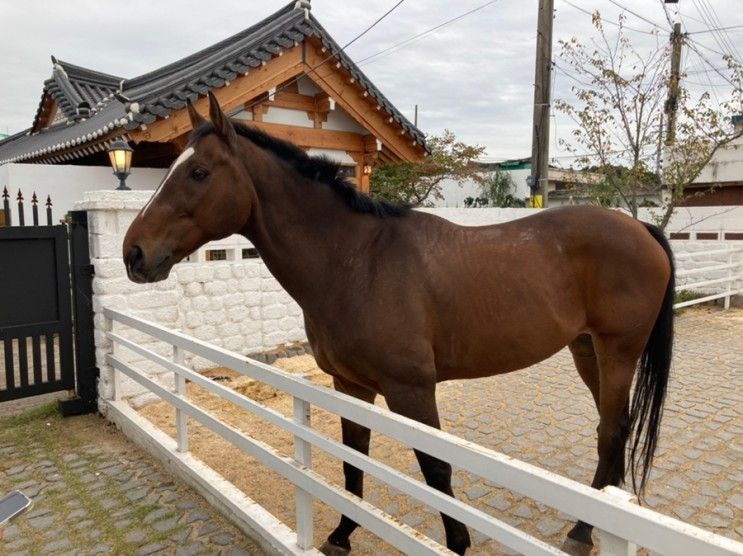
[126,245,144,272]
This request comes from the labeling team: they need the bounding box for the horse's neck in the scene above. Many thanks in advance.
[242,163,377,308]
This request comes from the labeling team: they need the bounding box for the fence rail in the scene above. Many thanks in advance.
[102,307,743,556]
[674,246,743,309]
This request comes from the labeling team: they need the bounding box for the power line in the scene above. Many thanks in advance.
[560,0,659,35]
[688,24,743,35]
[606,0,670,31]
[243,0,407,111]
[698,0,741,60]
[691,0,741,63]
[686,39,740,88]
[356,0,500,67]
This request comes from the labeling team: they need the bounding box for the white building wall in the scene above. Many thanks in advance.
[692,135,743,184]
[263,106,314,128]
[434,168,531,208]
[0,163,166,224]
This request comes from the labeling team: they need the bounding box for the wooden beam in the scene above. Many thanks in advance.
[244,121,365,152]
[303,40,425,163]
[130,46,306,144]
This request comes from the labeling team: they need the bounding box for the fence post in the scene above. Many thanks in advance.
[105,315,122,402]
[724,249,733,310]
[31,192,39,226]
[595,486,638,555]
[2,187,10,226]
[293,396,313,550]
[173,345,188,453]
[16,189,24,226]
[46,195,53,226]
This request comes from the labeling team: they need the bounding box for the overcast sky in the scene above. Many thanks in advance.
[0,0,739,163]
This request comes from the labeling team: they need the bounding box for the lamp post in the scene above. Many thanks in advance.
[107,139,133,191]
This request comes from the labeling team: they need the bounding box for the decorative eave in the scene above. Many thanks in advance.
[0,0,426,166]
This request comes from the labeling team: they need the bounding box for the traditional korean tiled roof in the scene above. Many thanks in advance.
[0,1,425,165]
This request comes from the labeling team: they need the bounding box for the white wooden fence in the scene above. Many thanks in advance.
[101,307,743,556]
[674,246,743,310]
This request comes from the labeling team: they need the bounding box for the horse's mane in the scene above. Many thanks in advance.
[191,122,410,218]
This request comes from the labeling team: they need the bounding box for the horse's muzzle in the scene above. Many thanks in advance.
[125,245,173,283]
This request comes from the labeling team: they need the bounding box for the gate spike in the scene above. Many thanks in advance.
[46,195,53,208]
[32,192,38,205]
[2,186,8,200]
[16,189,23,202]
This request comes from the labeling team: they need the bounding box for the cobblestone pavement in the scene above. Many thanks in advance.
[1,308,741,556]
[428,307,742,551]
[0,409,262,555]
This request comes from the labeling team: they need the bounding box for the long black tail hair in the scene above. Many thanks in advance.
[629,223,675,494]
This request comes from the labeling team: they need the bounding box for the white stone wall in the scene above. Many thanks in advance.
[78,192,741,405]
[76,191,305,406]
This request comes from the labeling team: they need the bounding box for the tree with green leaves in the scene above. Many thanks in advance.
[476,169,526,207]
[370,130,486,207]
[555,12,743,228]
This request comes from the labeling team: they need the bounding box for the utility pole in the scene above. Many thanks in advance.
[530,0,554,208]
[664,22,684,146]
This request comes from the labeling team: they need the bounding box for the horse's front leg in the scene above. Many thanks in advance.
[382,380,472,555]
[320,377,376,556]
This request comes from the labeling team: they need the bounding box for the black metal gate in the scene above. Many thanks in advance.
[0,187,97,414]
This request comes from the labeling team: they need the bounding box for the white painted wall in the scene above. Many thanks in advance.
[434,168,531,208]
[323,105,367,134]
[263,106,314,128]
[0,163,166,224]
[693,135,743,184]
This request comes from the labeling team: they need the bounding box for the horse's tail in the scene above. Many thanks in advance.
[629,222,675,495]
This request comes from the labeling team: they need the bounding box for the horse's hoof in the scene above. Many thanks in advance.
[319,540,351,556]
[560,536,593,556]
[567,522,593,545]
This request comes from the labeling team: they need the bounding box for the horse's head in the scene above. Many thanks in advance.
[123,92,255,283]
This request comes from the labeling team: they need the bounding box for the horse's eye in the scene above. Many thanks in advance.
[191,167,209,182]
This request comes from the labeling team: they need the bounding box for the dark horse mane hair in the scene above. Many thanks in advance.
[191,121,410,218]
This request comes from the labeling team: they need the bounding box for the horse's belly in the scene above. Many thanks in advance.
[433,325,576,381]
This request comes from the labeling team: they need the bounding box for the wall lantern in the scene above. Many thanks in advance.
[363,165,372,175]
[107,139,133,191]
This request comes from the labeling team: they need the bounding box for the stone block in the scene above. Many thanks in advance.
[204,280,227,297]
[184,282,202,297]
[193,296,210,311]
[204,311,222,325]
[261,304,286,320]
[218,322,240,337]
[194,265,213,282]
[193,325,217,341]
[215,265,232,280]
[185,311,204,328]
[175,265,195,284]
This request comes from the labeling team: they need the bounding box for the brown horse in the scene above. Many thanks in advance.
[123,92,674,555]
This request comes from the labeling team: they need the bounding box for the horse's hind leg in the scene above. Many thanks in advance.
[569,333,600,410]
[567,335,638,546]
[321,378,376,556]
[383,382,471,555]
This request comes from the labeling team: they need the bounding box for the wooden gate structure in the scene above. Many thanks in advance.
[0,187,96,414]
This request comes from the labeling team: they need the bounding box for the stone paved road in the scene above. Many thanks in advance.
[2,308,741,555]
[426,307,743,551]
[0,409,263,556]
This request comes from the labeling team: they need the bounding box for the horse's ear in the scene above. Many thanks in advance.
[207,91,238,148]
[186,99,206,129]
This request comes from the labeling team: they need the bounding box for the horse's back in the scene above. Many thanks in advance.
[405,206,671,379]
